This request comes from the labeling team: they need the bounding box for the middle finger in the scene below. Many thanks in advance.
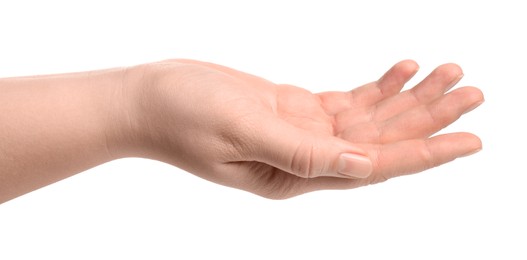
[334,63,464,133]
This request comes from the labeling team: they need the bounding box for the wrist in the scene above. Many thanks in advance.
[103,64,149,159]
[112,61,202,165]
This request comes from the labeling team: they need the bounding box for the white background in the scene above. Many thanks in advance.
[0,0,525,259]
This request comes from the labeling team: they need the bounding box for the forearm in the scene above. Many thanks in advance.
[0,68,132,203]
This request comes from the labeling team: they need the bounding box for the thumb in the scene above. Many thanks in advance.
[249,116,373,179]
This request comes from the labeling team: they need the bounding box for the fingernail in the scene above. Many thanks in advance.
[464,100,485,114]
[338,153,373,178]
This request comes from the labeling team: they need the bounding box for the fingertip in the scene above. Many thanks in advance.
[397,59,420,73]
[455,132,482,157]
[384,59,420,79]
[437,63,464,80]
[471,134,483,151]
[459,86,484,99]
[377,60,420,93]
[460,145,482,157]
[472,87,485,104]
[447,86,484,114]
[464,101,484,115]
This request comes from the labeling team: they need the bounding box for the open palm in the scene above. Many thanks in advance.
[157,60,483,199]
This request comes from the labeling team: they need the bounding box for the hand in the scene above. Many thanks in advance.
[122,59,483,199]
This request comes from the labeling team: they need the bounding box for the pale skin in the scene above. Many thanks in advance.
[0,59,483,203]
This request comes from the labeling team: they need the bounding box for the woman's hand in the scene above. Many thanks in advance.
[122,59,483,199]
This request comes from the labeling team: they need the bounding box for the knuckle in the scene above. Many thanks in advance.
[289,140,316,178]
[419,141,437,169]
